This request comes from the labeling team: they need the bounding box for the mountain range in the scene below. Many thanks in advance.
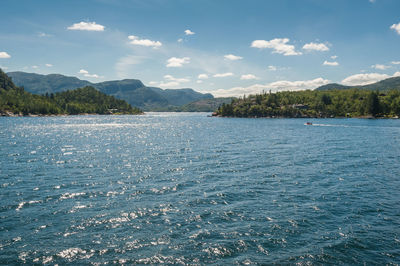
[316,76,400,91]
[7,71,214,111]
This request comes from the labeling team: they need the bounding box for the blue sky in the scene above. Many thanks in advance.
[1,0,400,97]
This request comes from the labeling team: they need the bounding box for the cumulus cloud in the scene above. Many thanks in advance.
[45,63,53,67]
[164,74,190,83]
[213,72,234,78]
[342,73,390,86]
[152,75,191,88]
[371,64,390,70]
[224,54,243,61]
[303,42,330,52]
[331,55,338,59]
[251,38,302,56]
[67,21,105,31]
[240,74,258,80]
[78,69,101,79]
[198,73,209,79]
[390,22,400,35]
[0,52,11,58]
[209,77,330,97]
[159,81,180,88]
[323,60,339,66]
[166,57,190,67]
[392,61,400,65]
[128,35,162,48]
[177,38,183,43]
[32,65,39,69]
[184,29,195,35]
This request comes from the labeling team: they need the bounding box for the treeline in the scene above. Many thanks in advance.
[0,69,142,115]
[216,89,400,118]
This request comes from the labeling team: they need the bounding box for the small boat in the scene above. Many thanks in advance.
[305,122,313,125]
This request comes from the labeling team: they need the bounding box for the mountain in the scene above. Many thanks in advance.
[7,71,91,94]
[177,97,234,112]
[148,97,235,112]
[7,71,213,110]
[316,76,400,91]
[0,69,141,115]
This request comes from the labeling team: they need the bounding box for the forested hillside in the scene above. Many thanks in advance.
[217,89,400,118]
[0,69,142,115]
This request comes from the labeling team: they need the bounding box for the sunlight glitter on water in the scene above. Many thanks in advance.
[1,114,400,264]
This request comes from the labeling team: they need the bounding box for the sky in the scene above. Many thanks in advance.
[1,0,400,97]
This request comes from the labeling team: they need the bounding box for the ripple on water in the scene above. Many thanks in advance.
[1,115,400,265]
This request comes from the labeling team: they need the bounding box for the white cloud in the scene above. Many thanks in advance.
[38,32,52,37]
[196,80,203,84]
[392,61,400,65]
[78,69,101,79]
[177,38,183,43]
[224,54,243,61]
[251,38,302,56]
[128,35,162,48]
[198,73,209,79]
[85,73,100,78]
[32,65,39,69]
[371,64,390,70]
[209,77,330,97]
[166,57,190,67]
[0,52,11,58]
[331,55,338,59]
[267,65,277,71]
[213,72,234,78]
[303,42,330,52]
[67,21,105,31]
[342,73,390,86]
[369,0,376,3]
[0,66,8,70]
[394,71,400,77]
[164,74,190,83]
[159,81,180,88]
[240,74,258,80]
[45,63,53,67]
[323,60,339,66]
[151,75,191,88]
[184,29,195,35]
[391,22,400,35]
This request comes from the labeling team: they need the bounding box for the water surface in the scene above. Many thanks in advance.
[1,113,400,264]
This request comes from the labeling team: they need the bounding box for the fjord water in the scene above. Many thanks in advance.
[1,113,400,264]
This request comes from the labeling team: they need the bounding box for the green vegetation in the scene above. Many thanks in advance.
[216,89,400,118]
[0,69,142,116]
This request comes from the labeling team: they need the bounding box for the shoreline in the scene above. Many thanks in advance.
[0,111,144,117]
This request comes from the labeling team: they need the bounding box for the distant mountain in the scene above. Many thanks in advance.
[0,69,141,116]
[7,71,213,110]
[7,71,91,94]
[149,97,235,112]
[316,76,400,91]
[177,97,234,112]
